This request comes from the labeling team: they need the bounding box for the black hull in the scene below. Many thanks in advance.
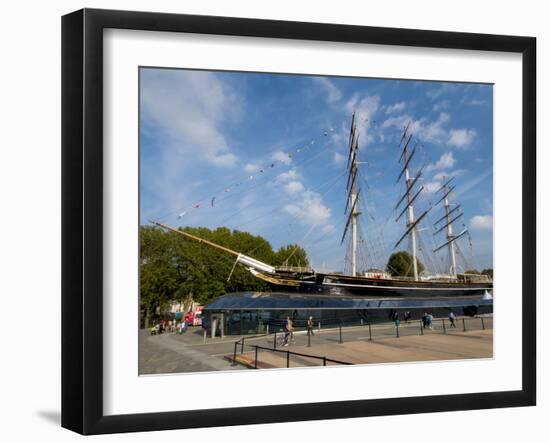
[270,274,492,299]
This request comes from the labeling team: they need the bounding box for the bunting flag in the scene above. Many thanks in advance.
[161,123,339,221]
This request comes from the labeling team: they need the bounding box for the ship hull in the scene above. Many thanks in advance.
[268,273,493,299]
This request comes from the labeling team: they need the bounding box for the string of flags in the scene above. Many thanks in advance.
[171,125,337,220]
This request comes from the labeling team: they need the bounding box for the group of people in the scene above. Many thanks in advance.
[392,311,413,327]
[281,316,316,346]
[150,318,189,335]
[421,312,434,329]
[390,310,457,330]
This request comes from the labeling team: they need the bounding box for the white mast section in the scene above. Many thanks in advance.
[443,179,457,276]
[395,122,424,282]
[403,146,419,280]
[341,112,362,277]
[433,177,463,277]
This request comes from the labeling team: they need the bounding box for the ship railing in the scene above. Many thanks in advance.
[231,335,352,369]
[228,315,491,367]
[274,265,314,273]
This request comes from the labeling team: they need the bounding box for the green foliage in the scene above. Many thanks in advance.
[386,250,425,277]
[464,269,481,274]
[273,244,309,267]
[481,268,493,279]
[139,225,309,323]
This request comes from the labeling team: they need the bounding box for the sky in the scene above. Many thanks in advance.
[140,67,493,273]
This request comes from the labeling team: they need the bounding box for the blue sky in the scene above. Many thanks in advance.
[140,67,493,273]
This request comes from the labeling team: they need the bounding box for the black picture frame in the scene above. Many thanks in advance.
[62,8,536,435]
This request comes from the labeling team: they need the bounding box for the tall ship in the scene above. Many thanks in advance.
[153,113,493,300]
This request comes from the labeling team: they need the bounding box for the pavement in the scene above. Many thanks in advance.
[139,316,493,374]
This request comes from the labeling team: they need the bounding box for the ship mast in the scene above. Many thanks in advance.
[433,177,467,277]
[341,112,362,277]
[394,123,427,281]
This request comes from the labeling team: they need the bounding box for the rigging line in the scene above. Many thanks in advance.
[224,174,347,240]
[216,143,341,226]
[205,144,334,213]
[216,170,347,229]
[155,125,337,221]
[282,223,317,265]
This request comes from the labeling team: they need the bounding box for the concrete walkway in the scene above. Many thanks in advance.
[139,319,492,374]
[244,329,493,368]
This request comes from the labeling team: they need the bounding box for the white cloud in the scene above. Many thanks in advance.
[321,224,336,234]
[284,181,305,194]
[422,112,451,143]
[470,215,493,230]
[210,153,238,167]
[385,101,406,114]
[276,169,301,183]
[345,94,380,145]
[448,129,477,147]
[312,77,342,103]
[333,152,346,165]
[427,84,456,100]
[271,150,293,165]
[432,169,466,182]
[382,113,449,145]
[244,163,259,173]
[432,100,450,112]
[426,152,456,172]
[284,190,331,226]
[382,112,477,149]
[141,69,240,167]
[423,181,442,194]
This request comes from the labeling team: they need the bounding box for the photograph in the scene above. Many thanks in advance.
[138,67,494,374]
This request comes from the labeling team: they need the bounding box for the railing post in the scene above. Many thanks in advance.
[339,323,343,344]
[286,351,290,368]
[442,319,447,334]
[323,357,327,366]
[481,317,486,330]
[318,322,321,333]
[462,318,467,332]
[266,324,269,336]
[203,329,207,343]
[361,319,364,327]
[240,337,244,354]
[396,323,400,338]
[254,346,258,369]
[232,342,237,366]
[273,332,277,349]
[307,329,311,347]
[368,323,372,341]
[420,320,424,335]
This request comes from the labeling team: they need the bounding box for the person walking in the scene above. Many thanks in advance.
[404,311,411,323]
[288,317,294,344]
[421,312,428,329]
[307,316,315,336]
[283,317,291,346]
[427,313,433,330]
[448,311,457,328]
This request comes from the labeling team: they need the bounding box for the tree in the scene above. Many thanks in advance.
[481,268,493,279]
[139,225,310,326]
[273,244,309,267]
[464,269,481,274]
[386,251,424,277]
